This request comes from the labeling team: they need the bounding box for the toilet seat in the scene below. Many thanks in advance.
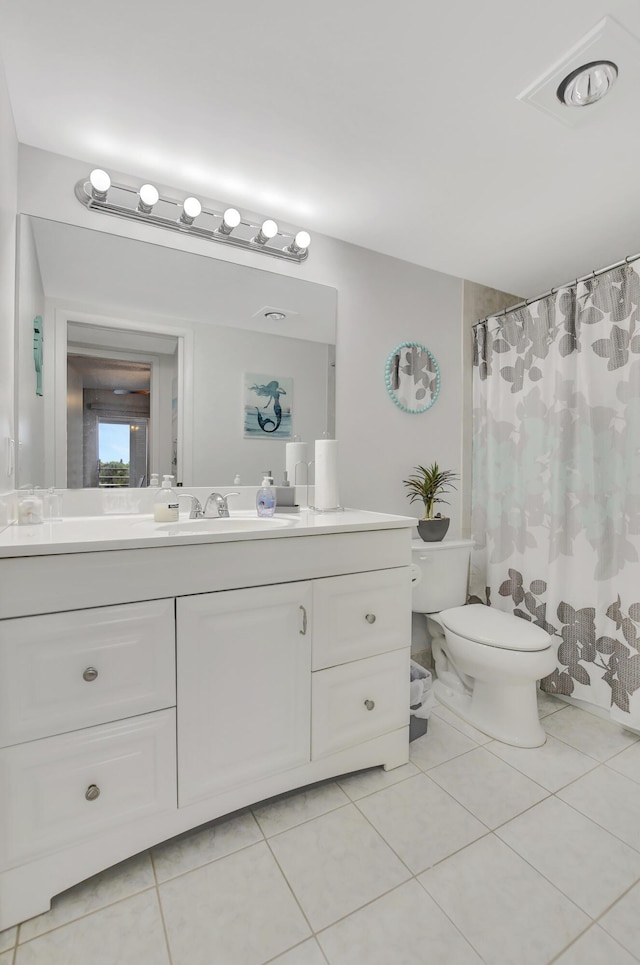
[438,605,551,652]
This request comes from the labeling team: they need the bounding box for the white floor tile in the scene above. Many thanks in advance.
[15,890,169,965]
[558,766,640,852]
[537,690,566,718]
[0,928,16,954]
[337,761,420,800]
[600,881,640,959]
[544,706,639,762]
[418,835,590,965]
[356,772,486,873]
[554,925,638,964]
[159,841,309,965]
[428,746,548,828]
[318,879,482,965]
[253,781,349,837]
[268,938,327,964]
[18,852,155,942]
[409,715,478,770]
[0,951,13,964]
[267,804,410,931]
[496,796,640,917]
[431,703,493,743]
[486,733,598,792]
[151,809,263,882]
[607,741,640,785]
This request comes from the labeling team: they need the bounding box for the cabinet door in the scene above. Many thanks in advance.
[0,600,176,747]
[312,650,409,759]
[312,568,411,670]
[177,582,312,806]
[0,709,176,869]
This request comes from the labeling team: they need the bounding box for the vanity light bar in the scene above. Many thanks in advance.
[75,173,310,263]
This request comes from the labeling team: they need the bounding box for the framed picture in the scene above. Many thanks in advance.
[243,373,293,439]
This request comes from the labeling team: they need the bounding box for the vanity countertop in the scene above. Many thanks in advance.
[0,509,416,558]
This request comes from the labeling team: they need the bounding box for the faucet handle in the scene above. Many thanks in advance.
[204,491,239,518]
[176,493,204,519]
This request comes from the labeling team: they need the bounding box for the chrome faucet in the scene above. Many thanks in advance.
[204,491,240,518]
[176,493,205,519]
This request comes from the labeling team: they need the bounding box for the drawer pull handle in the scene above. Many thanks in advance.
[364,699,375,711]
[365,613,376,624]
[299,605,308,636]
[83,667,99,682]
[85,784,101,801]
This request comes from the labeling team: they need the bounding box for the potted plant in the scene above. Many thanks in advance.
[403,462,459,541]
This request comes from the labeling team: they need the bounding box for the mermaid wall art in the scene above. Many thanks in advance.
[243,373,293,439]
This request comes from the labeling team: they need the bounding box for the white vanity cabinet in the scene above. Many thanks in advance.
[0,518,413,931]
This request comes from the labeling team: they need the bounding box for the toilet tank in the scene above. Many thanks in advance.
[411,539,474,613]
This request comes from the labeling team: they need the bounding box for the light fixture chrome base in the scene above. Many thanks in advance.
[75,178,309,263]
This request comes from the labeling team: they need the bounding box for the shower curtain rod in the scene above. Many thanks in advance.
[474,248,640,330]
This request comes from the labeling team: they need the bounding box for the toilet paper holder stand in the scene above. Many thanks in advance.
[294,460,343,513]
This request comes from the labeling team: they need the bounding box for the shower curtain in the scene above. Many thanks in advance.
[471,265,640,728]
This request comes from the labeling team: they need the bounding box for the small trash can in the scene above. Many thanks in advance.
[409,660,434,742]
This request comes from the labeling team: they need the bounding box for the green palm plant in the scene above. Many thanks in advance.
[403,463,459,519]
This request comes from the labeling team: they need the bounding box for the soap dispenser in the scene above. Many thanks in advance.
[256,471,276,517]
[153,475,179,522]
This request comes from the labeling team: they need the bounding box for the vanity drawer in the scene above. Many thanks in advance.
[311,649,409,759]
[0,599,176,747]
[312,568,411,670]
[0,709,177,869]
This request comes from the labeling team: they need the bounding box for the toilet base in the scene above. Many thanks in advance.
[433,676,547,748]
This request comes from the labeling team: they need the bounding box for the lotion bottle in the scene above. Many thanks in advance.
[256,471,276,517]
[153,475,179,522]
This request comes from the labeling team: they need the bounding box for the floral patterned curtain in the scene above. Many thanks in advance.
[471,265,640,727]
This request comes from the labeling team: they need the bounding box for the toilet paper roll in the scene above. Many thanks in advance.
[285,442,308,486]
[314,439,339,510]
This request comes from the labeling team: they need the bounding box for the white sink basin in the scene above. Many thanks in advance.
[146,515,294,535]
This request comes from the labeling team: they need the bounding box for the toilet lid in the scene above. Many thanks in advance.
[438,606,552,652]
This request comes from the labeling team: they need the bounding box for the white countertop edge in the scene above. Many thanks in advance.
[0,509,416,558]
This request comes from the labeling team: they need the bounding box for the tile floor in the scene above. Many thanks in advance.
[2,695,640,964]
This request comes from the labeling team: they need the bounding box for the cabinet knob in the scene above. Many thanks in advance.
[364,699,375,711]
[83,667,98,682]
[85,784,101,801]
[365,613,376,624]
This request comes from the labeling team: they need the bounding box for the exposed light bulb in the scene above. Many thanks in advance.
[180,196,202,225]
[217,207,241,235]
[138,183,159,213]
[285,230,311,256]
[254,219,278,245]
[224,207,241,228]
[89,168,110,200]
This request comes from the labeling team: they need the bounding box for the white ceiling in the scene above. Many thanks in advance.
[2,0,640,297]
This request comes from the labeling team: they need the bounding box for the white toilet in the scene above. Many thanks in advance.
[411,539,556,747]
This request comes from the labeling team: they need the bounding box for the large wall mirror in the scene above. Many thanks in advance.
[15,216,337,489]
